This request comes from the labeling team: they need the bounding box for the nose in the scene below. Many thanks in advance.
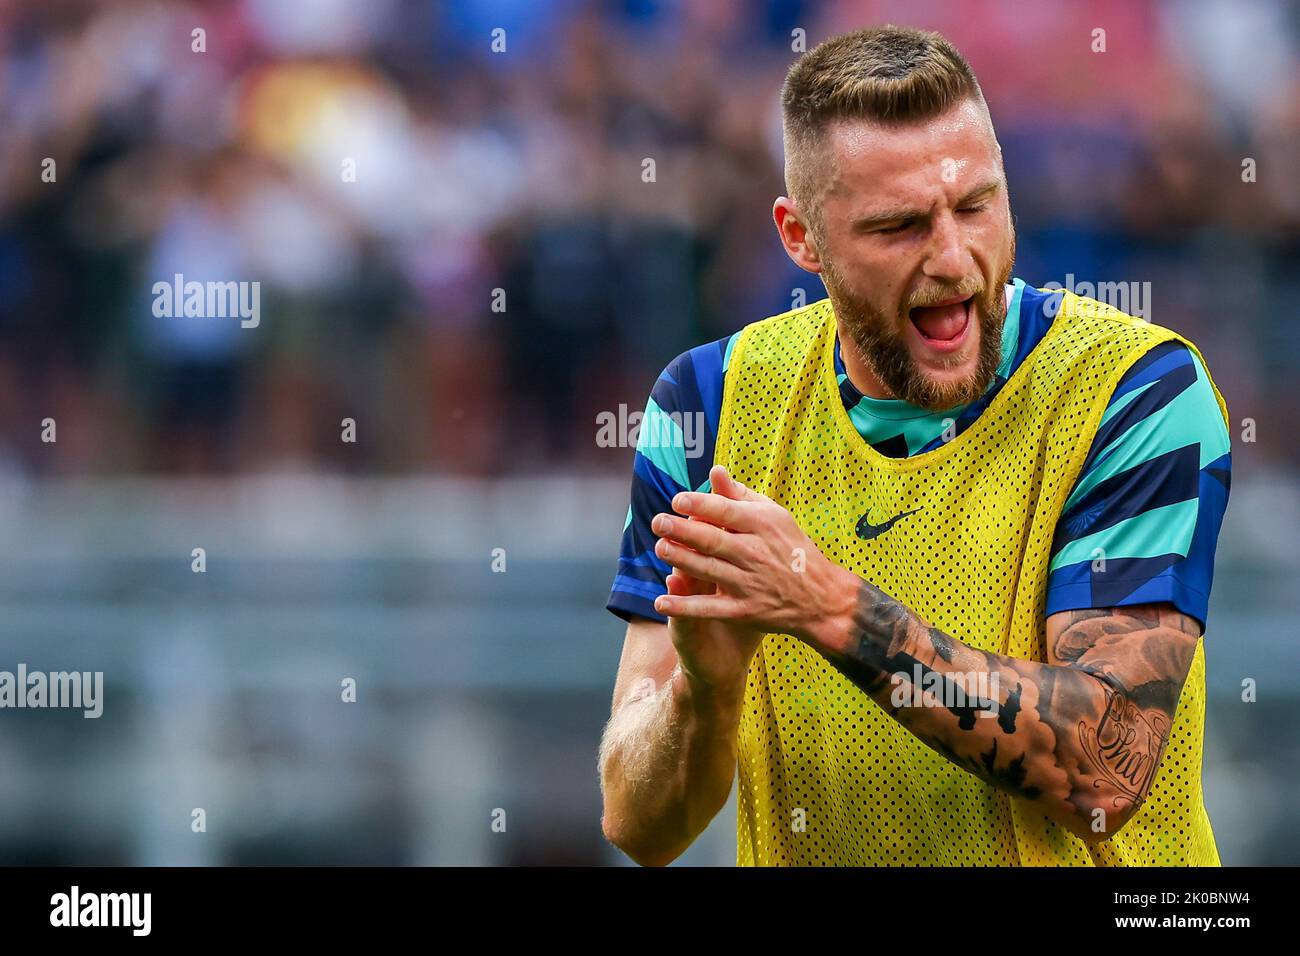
[922,211,970,284]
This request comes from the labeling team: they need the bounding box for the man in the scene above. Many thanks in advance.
[598,25,1231,866]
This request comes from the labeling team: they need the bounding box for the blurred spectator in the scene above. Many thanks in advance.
[0,0,1295,475]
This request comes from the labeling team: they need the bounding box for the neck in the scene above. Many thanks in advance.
[837,330,893,401]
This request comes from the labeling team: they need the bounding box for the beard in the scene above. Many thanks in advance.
[822,235,1016,412]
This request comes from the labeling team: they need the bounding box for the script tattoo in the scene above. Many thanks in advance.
[1078,684,1170,806]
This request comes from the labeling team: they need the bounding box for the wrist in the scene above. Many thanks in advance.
[803,562,860,656]
[674,664,745,730]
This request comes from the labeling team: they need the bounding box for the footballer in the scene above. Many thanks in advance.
[598,25,1230,866]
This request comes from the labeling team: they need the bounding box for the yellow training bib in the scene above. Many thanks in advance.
[715,290,1226,866]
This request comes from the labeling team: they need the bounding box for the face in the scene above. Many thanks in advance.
[780,98,1017,411]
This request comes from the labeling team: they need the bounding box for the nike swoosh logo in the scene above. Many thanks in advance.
[856,507,922,541]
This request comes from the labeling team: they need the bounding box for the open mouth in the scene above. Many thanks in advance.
[909,295,973,349]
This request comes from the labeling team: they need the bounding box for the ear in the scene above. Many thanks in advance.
[773,198,823,274]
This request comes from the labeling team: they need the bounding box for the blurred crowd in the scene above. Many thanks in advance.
[0,0,1297,477]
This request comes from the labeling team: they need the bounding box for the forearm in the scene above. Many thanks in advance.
[599,665,743,865]
[649,469,1197,843]
[810,572,1173,841]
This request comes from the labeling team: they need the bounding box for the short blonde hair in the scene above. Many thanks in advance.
[781,26,986,233]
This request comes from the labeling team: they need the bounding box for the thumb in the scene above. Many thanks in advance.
[709,464,763,503]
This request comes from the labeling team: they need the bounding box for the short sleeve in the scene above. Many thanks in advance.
[1045,340,1231,632]
[606,334,735,624]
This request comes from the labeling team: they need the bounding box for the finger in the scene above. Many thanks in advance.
[652,512,746,562]
[666,570,713,597]
[655,537,742,589]
[709,465,766,504]
[671,489,759,532]
[654,590,745,619]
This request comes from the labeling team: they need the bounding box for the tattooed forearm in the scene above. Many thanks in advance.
[1079,686,1170,805]
[817,582,1200,841]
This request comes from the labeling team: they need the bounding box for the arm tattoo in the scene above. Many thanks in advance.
[818,582,1201,839]
[1079,685,1168,805]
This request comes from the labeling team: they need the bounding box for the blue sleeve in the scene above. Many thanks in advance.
[606,333,736,624]
[1046,340,1231,632]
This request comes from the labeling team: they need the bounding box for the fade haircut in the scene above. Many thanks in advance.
[781,25,988,239]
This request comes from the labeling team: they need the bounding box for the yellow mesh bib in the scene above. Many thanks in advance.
[715,289,1226,866]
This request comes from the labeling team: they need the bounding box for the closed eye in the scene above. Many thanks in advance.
[873,204,987,234]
